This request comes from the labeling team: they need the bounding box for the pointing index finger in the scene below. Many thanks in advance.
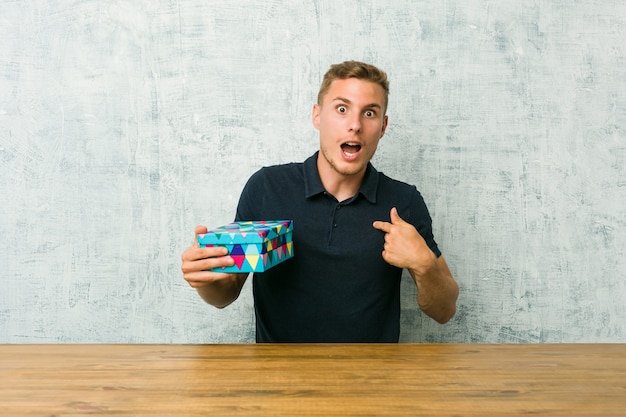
[373,220,392,233]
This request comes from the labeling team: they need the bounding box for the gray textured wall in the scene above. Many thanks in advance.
[1,1,624,343]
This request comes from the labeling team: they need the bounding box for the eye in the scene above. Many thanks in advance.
[364,110,376,117]
[337,105,347,113]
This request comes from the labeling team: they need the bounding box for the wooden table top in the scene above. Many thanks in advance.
[1,343,624,416]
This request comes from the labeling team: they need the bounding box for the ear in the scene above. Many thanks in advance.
[379,115,389,138]
[312,104,321,130]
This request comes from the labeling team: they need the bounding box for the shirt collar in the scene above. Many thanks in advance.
[303,152,379,203]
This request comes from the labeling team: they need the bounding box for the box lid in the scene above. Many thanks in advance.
[197,220,292,245]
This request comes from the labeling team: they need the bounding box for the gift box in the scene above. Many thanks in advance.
[197,220,293,272]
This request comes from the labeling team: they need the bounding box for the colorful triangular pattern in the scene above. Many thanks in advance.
[197,220,293,272]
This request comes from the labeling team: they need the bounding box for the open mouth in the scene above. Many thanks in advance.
[341,142,362,157]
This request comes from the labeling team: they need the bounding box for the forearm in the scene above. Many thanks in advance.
[409,257,459,324]
[196,273,249,309]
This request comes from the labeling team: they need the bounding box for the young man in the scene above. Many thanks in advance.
[181,61,459,342]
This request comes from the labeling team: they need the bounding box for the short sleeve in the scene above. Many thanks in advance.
[408,187,441,258]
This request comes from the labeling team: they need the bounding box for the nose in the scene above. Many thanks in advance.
[348,114,362,133]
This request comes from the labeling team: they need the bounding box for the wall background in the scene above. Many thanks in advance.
[1,0,624,343]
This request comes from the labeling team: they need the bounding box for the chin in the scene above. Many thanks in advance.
[335,162,367,177]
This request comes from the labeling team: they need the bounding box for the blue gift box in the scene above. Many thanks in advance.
[197,220,294,272]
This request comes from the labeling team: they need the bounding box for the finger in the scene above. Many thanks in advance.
[181,250,234,273]
[390,207,406,225]
[184,267,236,281]
[193,225,209,248]
[184,269,236,288]
[181,245,229,263]
[372,220,392,233]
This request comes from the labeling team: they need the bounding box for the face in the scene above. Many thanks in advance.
[312,78,388,180]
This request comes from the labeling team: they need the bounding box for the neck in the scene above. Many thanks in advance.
[317,158,366,202]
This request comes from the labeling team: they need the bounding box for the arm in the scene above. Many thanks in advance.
[408,254,458,324]
[181,225,249,309]
[373,208,459,323]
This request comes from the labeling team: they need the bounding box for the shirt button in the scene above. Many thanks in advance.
[333,223,337,228]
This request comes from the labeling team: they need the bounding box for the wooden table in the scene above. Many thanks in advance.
[1,344,624,416]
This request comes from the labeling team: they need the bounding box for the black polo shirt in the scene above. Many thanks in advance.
[235,152,440,343]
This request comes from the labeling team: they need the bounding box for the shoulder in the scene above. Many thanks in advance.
[258,161,303,175]
[374,170,431,219]
[242,161,305,196]
[247,161,304,184]
[376,170,422,197]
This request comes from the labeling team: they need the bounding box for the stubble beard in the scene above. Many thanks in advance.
[320,146,367,178]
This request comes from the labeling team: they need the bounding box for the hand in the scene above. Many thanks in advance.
[372,207,436,277]
[181,225,237,289]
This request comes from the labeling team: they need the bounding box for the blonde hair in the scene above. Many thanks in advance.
[317,61,390,112]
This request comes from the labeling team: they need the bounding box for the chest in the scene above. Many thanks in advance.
[288,197,390,263]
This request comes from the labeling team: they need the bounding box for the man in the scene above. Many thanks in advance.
[181,61,459,342]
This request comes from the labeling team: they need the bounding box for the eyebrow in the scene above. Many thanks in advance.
[332,96,382,110]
